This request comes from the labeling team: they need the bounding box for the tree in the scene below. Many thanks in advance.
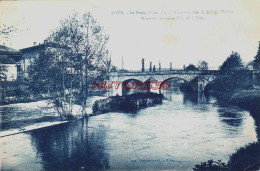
[185,64,198,71]
[101,50,113,77]
[0,22,29,46]
[0,65,7,104]
[197,61,208,70]
[219,52,244,72]
[210,52,248,96]
[142,58,145,72]
[170,62,172,71]
[110,66,117,72]
[153,65,156,72]
[30,13,109,120]
[0,24,17,45]
[253,41,260,72]
[159,61,161,71]
[149,62,152,71]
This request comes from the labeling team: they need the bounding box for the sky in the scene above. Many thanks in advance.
[1,0,260,70]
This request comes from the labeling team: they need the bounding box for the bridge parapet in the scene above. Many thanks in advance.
[109,70,220,77]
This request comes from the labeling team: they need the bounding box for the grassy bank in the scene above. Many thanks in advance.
[229,89,260,113]
[227,89,260,170]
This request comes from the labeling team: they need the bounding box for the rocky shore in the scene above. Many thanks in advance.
[92,93,163,115]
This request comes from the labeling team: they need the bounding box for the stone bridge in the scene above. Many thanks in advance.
[106,69,257,95]
[107,70,222,95]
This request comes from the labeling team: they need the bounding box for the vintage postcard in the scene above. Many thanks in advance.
[1,0,260,170]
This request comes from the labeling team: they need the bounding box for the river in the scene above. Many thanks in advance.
[0,90,258,170]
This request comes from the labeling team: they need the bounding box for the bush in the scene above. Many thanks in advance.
[229,142,260,171]
[193,160,230,171]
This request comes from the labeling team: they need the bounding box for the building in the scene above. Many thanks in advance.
[1,42,70,81]
[19,42,46,77]
[19,42,70,77]
[0,45,23,81]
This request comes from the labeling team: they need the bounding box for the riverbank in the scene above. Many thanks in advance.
[194,89,260,171]
[0,96,106,138]
[228,89,260,170]
[229,89,260,114]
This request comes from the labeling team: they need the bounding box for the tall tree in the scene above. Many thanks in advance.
[219,52,244,72]
[142,58,145,72]
[101,50,113,78]
[0,65,7,104]
[149,62,152,71]
[30,13,109,120]
[153,65,156,72]
[197,61,208,70]
[159,61,161,71]
[212,51,248,95]
[170,62,172,71]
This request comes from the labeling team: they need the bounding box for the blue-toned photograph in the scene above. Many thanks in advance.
[0,0,260,170]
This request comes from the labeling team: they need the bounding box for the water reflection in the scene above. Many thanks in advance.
[29,119,109,170]
[218,108,243,127]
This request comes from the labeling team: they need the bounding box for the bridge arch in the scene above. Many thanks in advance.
[203,79,219,93]
[159,77,190,91]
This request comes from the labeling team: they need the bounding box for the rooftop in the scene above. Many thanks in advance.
[0,45,21,56]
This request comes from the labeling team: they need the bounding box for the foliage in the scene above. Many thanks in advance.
[219,52,244,72]
[207,52,249,96]
[193,160,230,171]
[110,66,117,72]
[229,142,260,171]
[185,64,198,71]
[101,50,113,74]
[229,89,260,112]
[197,61,208,70]
[0,77,33,104]
[30,12,109,120]
[0,65,7,80]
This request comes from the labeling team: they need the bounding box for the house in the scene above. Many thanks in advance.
[19,42,46,77]
[0,45,23,81]
[19,42,70,77]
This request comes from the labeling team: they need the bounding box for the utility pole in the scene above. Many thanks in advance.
[142,58,145,72]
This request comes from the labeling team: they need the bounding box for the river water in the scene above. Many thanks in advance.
[0,90,258,170]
